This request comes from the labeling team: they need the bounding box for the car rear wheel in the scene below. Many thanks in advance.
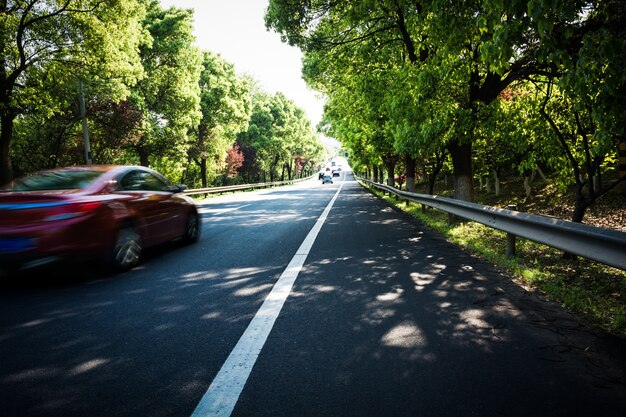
[111,227,142,271]
[182,210,200,244]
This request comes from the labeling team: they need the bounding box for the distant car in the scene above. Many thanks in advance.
[0,165,200,274]
[322,174,333,184]
[332,170,340,177]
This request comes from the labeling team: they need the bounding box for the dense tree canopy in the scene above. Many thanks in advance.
[128,0,202,170]
[237,86,326,183]
[6,0,621,226]
[188,51,251,187]
[1,0,327,189]
[0,0,147,184]
[266,0,626,222]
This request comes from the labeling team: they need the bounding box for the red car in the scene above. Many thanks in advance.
[0,165,200,274]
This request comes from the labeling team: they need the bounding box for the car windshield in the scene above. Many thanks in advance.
[8,170,104,191]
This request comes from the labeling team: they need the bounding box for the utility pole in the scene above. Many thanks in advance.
[78,80,93,165]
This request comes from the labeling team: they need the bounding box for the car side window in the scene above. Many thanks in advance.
[120,171,168,192]
[141,173,169,191]
[120,171,143,191]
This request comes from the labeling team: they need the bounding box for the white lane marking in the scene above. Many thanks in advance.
[191,183,344,417]
[199,204,252,215]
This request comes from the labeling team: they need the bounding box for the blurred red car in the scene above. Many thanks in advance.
[0,165,200,274]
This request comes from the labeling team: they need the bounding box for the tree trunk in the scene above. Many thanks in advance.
[200,158,207,188]
[427,176,436,195]
[571,183,590,223]
[0,113,15,185]
[427,149,447,195]
[137,147,149,167]
[617,141,626,193]
[405,154,416,192]
[448,140,474,202]
[494,170,501,196]
[385,159,395,187]
[373,165,380,183]
[270,155,280,182]
[524,176,531,198]
[536,166,547,181]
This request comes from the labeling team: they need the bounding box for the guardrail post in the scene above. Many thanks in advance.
[506,204,517,257]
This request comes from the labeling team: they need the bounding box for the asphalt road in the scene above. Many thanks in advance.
[1,172,625,417]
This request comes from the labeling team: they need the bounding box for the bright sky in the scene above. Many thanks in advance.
[159,0,325,128]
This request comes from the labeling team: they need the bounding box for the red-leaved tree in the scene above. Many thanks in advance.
[295,155,306,175]
[224,144,245,177]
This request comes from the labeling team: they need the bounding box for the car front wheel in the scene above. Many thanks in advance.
[111,227,142,271]
[182,210,200,244]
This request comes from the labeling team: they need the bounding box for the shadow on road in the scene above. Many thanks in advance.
[1,178,624,417]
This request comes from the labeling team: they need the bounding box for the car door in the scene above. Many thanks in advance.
[119,170,184,245]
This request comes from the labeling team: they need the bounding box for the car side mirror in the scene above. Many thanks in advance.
[164,184,187,193]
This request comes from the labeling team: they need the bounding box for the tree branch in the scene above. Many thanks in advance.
[539,80,582,186]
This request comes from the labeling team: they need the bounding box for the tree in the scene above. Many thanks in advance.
[237,88,274,182]
[10,75,146,178]
[265,0,586,202]
[10,75,85,176]
[223,143,244,178]
[237,85,325,183]
[539,79,625,223]
[0,0,146,184]
[127,0,202,170]
[479,0,626,222]
[189,51,250,187]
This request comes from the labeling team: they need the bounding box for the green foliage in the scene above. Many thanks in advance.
[237,87,325,182]
[6,0,623,216]
[127,0,202,168]
[1,0,148,183]
[267,0,626,221]
[1,0,146,111]
[187,51,251,187]
[3,1,325,189]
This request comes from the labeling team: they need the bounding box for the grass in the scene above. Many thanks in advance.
[363,183,626,338]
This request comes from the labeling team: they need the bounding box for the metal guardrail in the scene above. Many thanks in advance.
[182,176,313,197]
[357,177,626,271]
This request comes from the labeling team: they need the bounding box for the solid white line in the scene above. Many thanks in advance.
[190,182,344,417]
